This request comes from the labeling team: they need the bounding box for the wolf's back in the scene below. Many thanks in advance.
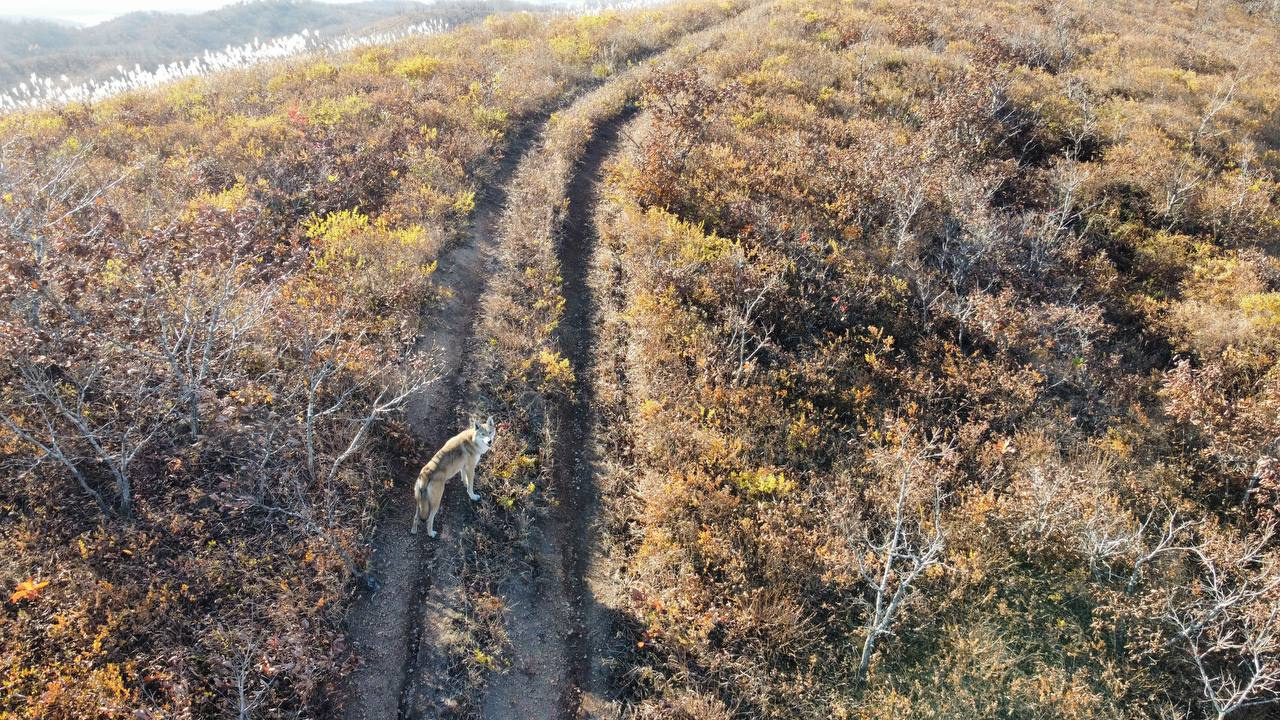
[421,429,473,478]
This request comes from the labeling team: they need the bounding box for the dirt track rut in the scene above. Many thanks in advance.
[479,107,636,720]
[341,119,542,720]
[342,105,634,720]
[342,10,754,714]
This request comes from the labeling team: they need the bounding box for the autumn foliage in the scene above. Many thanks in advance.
[3,0,1280,717]
[0,3,745,716]
[590,0,1280,717]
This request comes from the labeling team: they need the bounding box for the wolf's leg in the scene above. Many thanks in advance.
[425,476,446,538]
[411,481,426,535]
[464,458,480,501]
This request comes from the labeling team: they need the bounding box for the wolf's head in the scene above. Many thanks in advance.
[474,415,497,452]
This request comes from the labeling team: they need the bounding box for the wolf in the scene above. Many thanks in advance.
[411,416,497,538]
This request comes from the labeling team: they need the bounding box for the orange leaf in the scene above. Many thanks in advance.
[10,578,49,603]
[39,681,63,705]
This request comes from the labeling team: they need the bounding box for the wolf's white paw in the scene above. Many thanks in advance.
[410,526,417,535]
[428,529,438,538]
[469,493,481,502]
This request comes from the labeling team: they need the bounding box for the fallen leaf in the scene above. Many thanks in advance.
[10,578,49,604]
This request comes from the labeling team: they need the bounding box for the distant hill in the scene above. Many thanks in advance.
[0,0,521,90]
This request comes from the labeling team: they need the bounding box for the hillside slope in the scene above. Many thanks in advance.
[589,0,1280,717]
[3,0,1280,719]
[0,0,510,90]
[0,3,741,716]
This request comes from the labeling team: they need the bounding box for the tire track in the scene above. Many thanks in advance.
[350,8,762,717]
[553,107,637,719]
[477,100,637,720]
[341,118,544,720]
[480,10,762,718]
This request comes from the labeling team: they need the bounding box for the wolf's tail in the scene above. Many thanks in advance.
[415,461,439,503]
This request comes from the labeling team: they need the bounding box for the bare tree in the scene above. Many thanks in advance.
[1190,74,1241,152]
[1,358,162,518]
[1063,78,1100,160]
[1166,525,1280,720]
[890,180,926,262]
[1031,161,1097,272]
[238,350,438,576]
[1,141,147,519]
[296,315,367,485]
[852,441,948,686]
[1083,505,1196,595]
[1040,0,1080,71]
[228,641,276,720]
[727,270,779,384]
[1158,157,1206,232]
[0,141,129,330]
[150,246,275,440]
[1211,141,1274,244]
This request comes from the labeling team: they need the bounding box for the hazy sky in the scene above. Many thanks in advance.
[0,1,358,27]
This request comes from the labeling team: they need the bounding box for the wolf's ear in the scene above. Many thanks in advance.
[486,415,495,429]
